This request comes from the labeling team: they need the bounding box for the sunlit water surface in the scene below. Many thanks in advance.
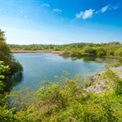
[12,53,105,91]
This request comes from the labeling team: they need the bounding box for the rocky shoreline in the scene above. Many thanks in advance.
[86,66,122,94]
[111,66,122,78]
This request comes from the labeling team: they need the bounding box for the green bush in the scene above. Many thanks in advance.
[7,76,122,122]
[114,48,122,57]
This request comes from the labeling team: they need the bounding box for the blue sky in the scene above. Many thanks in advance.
[0,0,122,44]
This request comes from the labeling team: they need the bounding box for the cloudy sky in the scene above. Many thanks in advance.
[0,0,122,44]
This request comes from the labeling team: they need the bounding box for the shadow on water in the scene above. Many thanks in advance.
[61,54,101,62]
[62,55,122,65]
[61,55,97,61]
[6,71,23,92]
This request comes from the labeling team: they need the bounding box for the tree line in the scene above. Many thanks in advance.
[10,42,122,57]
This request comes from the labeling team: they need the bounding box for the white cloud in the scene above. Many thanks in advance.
[76,9,94,20]
[100,5,110,13]
[83,9,94,19]
[98,4,119,14]
[76,4,119,20]
[41,3,50,8]
[52,9,62,13]
[76,11,83,19]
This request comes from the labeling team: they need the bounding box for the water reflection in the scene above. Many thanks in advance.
[11,53,122,92]
[12,53,105,91]
[6,71,23,92]
[63,55,122,64]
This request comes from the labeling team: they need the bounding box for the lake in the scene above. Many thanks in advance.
[12,53,105,91]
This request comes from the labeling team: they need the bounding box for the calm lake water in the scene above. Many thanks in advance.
[12,53,104,91]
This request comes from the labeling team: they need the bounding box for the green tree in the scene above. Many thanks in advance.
[0,29,22,76]
[0,61,9,93]
[114,48,122,57]
[96,48,106,56]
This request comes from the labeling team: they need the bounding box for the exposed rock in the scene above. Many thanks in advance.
[85,66,122,94]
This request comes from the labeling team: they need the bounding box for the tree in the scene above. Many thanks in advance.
[114,48,122,57]
[0,29,22,76]
[96,48,106,57]
[0,30,12,63]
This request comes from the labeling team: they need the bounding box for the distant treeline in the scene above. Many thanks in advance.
[10,42,122,57]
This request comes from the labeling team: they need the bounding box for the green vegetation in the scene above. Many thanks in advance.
[10,42,122,58]
[0,61,9,93]
[0,29,22,121]
[0,29,22,77]
[1,29,122,121]
[0,29,23,110]
[0,67,122,122]
[0,61,15,122]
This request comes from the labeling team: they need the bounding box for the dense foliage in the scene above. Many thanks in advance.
[0,67,122,122]
[0,29,23,122]
[10,42,122,57]
[0,62,15,122]
[0,29,22,81]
